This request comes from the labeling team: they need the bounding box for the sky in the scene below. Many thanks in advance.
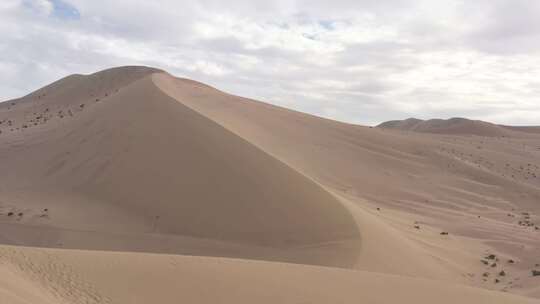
[1,0,539,126]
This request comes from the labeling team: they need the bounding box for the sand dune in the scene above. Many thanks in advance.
[0,66,360,267]
[1,66,540,303]
[377,117,529,137]
[155,72,540,295]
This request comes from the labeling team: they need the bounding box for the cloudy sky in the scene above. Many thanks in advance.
[1,0,539,125]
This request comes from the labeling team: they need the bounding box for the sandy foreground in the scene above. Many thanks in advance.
[0,66,539,303]
[1,245,537,304]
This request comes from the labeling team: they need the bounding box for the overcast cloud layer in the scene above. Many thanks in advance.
[1,0,539,125]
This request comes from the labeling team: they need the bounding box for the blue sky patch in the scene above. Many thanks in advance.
[50,0,80,20]
[318,20,336,30]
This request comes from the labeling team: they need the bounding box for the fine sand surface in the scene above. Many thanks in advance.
[0,245,537,304]
[0,66,539,303]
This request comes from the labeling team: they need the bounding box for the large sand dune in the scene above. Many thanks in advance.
[154,72,540,292]
[0,66,360,267]
[1,66,539,303]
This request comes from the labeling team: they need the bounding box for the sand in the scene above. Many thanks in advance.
[0,66,539,303]
[1,244,538,304]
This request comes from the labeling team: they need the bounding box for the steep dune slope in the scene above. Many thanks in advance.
[0,67,360,267]
[154,73,540,296]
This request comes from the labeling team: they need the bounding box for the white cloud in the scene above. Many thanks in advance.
[1,0,539,126]
[26,0,53,15]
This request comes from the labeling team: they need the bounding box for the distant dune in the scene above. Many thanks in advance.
[377,117,538,137]
[1,66,539,303]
